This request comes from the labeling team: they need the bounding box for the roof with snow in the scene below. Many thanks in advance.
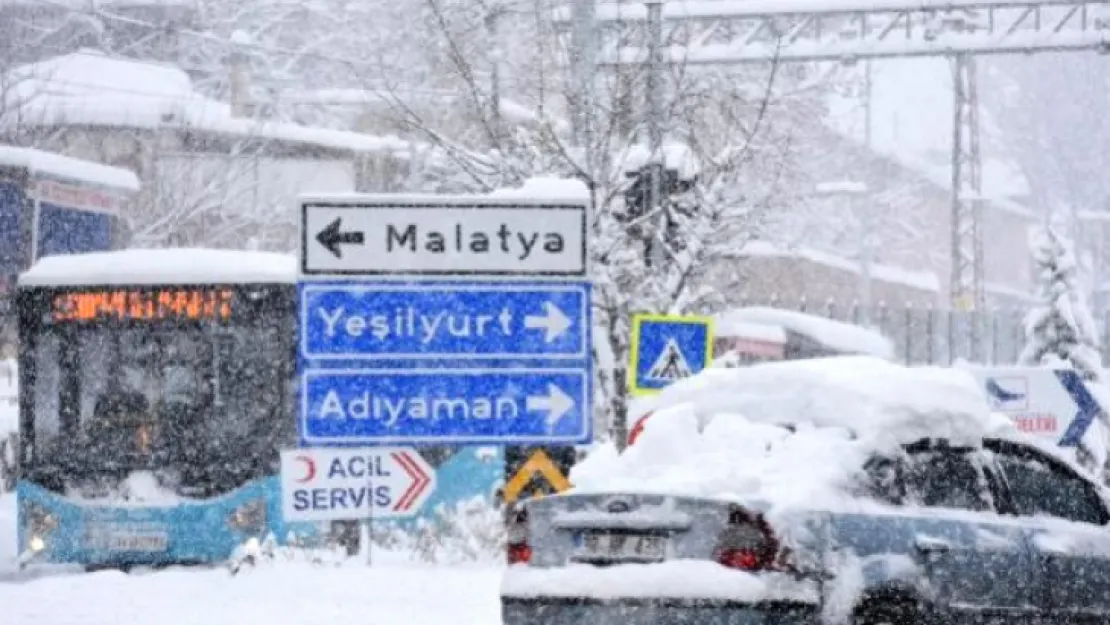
[739,240,940,293]
[18,248,296,287]
[0,145,139,191]
[4,50,412,155]
[715,306,895,360]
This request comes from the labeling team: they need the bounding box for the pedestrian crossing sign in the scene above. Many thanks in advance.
[629,313,715,396]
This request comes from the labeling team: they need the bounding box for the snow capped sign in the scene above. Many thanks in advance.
[295,188,594,448]
[629,314,714,395]
[300,197,587,277]
[280,447,435,521]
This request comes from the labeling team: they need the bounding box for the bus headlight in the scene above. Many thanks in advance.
[228,500,267,535]
[25,503,58,551]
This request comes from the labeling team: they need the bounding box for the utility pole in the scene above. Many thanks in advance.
[645,1,666,270]
[950,53,985,311]
[569,0,596,152]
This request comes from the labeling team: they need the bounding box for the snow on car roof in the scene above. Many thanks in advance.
[18,248,296,287]
[715,307,895,359]
[0,145,140,192]
[576,357,1011,512]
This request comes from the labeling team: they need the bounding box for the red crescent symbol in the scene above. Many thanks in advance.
[296,455,316,483]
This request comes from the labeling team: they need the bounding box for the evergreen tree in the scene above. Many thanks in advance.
[1019,224,1110,475]
[1019,225,1104,382]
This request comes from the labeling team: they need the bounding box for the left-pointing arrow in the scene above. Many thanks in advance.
[316,217,365,259]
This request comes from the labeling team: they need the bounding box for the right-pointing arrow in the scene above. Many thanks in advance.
[526,384,576,428]
[524,301,572,342]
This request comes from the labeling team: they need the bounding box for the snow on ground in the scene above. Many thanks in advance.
[1,559,503,625]
[586,356,1014,513]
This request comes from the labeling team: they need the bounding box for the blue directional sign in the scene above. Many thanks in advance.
[300,368,591,445]
[629,313,715,395]
[300,282,589,361]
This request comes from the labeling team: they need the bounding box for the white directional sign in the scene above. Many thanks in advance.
[280,447,436,522]
[301,197,588,277]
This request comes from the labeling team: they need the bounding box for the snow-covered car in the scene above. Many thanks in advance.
[500,356,1110,625]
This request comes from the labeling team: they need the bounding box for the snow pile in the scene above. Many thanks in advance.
[19,248,296,286]
[584,357,1007,511]
[373,496,505,565]
[715,306,895,359]
[0,146,139,191]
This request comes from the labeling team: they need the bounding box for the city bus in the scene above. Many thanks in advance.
[13,248,321,569]
[13,247,504,569]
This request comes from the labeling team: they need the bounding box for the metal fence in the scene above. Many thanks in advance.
[739,296,1110,366]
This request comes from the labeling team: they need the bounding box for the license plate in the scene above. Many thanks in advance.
[88,529,169,552]
[574,531,667,562]
[108,533,167,552]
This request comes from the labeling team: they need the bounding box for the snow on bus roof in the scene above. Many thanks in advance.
[0,145,140,192]
[18,248,296,287]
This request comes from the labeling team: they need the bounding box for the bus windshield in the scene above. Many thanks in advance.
[21,285,294,499]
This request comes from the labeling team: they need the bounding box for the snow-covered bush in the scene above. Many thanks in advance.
[371,496,505,565]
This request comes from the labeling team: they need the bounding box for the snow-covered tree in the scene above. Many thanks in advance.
[375,2,830,444]
[1019,225,1104,380]
[1019,224,1110,478]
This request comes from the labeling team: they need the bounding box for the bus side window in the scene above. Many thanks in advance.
[32,333,61,448]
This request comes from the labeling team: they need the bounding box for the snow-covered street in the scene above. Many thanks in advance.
[2,564,501,625]
[0,497,503,625]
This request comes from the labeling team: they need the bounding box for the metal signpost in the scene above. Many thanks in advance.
[288,192,593,528]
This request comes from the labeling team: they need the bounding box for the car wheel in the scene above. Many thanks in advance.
[851,598,923,625]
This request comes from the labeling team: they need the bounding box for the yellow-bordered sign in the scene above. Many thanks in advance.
[628,313,715,396]
[503,449,572,504]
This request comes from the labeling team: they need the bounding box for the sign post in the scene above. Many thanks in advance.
[291,192,593,531]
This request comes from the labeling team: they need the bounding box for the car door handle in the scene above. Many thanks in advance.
[914,535,953,555]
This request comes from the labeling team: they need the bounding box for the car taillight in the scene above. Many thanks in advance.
[713,505,780,572]
[506,503,531,565]
[508,542,533,564]
[628,412,653,446]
